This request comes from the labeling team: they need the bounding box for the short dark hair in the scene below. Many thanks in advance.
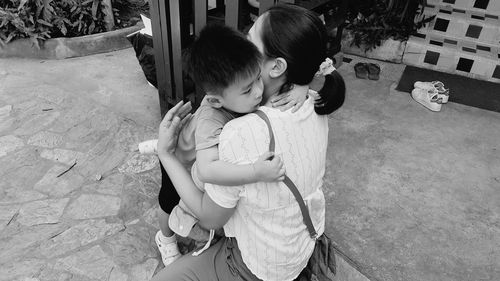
[184,24,262,95]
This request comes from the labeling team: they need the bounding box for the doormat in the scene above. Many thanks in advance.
[396,65,500,113]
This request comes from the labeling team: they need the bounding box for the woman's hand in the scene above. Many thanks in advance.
[157,100,193,157]
[271,84,308,113]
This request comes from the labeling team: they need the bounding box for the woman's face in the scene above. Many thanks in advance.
[247,14,280,102]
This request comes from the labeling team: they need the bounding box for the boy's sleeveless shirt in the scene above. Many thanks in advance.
[176,96,241,187]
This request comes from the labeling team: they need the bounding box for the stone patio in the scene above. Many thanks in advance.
[0,48,499,281]
[0,50,161,281]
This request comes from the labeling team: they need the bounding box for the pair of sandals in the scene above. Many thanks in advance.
[354,62,381,80]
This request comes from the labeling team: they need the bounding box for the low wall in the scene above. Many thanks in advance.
[0,24,142,60]
[341,30,407,63]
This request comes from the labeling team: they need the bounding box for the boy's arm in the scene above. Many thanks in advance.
[196,146,285,186]
[271,84,309,112]
[271,74,328,112]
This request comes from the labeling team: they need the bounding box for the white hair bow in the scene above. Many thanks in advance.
[315,58,336,76]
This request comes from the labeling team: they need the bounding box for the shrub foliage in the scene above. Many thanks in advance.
[0,0,108,47]
[346,0,435,51]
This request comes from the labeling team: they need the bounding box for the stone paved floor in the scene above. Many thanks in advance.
[1,48,499,281]
[0,49,163,281]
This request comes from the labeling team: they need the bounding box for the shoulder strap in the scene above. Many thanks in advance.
[254,110,318,239]
[253,110,275,152]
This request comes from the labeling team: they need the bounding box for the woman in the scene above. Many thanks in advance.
[153,4,345,281]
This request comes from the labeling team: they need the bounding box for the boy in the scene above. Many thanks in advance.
[155,24,285,266]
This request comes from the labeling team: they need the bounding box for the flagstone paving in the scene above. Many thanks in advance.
[0,50,162,281]
[2,48,499,281]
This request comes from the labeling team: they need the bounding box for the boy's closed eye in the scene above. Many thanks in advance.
[242,74,261,95]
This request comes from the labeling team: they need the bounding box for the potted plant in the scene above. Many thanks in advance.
[0,0,113,48]
[340,0,435,62]
[0,0,149,59]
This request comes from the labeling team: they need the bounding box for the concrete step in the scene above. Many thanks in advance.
[332,247,373,281]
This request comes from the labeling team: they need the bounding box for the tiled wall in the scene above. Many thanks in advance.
[403,0,500,83]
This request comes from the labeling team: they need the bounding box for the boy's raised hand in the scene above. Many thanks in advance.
[253,152,285,182]
[158,100,192,156]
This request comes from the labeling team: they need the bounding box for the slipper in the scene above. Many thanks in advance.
[367,63,380,80]
[354,63,368,79]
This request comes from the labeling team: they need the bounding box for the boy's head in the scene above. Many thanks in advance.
[184,24,264,113]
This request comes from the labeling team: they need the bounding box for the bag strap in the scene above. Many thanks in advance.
[254,110,318,239]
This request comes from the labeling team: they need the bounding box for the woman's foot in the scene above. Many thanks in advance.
[155,231,181,267]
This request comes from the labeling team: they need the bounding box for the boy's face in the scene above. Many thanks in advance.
[217,69,264,113]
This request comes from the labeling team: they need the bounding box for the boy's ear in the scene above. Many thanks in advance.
[269,57,287,78]
[205,94,223,108]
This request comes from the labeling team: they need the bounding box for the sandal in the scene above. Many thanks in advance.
[367,63,381,80]
[354,63,368,79]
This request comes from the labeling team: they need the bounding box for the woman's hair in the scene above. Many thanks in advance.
[314,71,345,115]
[184,23,262,95]
[261,4,345,115]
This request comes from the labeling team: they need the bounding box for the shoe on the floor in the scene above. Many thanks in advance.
[367,63,380,80]
[411,87,442,112]
[414,81,449,103]
[354,63,369,79]
[155,231,181,267]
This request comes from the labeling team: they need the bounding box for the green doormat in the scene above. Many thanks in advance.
[396,65,500,113]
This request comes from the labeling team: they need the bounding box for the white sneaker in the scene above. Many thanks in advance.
[411,87,442,112]
[155,231,181,267]
[414,81,449,103]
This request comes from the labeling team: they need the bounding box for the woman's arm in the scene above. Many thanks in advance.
[159,153,234,229]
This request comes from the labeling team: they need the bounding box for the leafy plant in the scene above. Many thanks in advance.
[0,0,108,47]
[345,0,435,51]
[111,0,148,28]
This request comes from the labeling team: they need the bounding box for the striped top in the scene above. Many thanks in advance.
[205,97,328,281]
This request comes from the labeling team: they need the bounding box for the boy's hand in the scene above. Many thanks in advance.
[158,101,192,156]
[271,84,308,113]
[253,152,285,182]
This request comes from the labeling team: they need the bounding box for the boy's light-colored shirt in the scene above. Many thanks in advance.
[205,97,328,281]
[176,96,241,188]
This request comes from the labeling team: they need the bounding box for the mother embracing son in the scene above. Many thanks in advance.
[152,4,345,281]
